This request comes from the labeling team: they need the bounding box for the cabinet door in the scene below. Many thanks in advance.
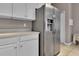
[13,3,26,18]
[0,43,17,56]
[20,39,38,56]
[25,3,44,20]
[25,3,36,20]
[0,3,12,17]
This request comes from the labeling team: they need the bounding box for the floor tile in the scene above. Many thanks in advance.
[58,44,79,56]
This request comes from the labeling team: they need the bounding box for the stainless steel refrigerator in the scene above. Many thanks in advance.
[33,4,60,56]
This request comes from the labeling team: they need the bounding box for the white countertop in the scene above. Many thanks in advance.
[0,32,40,38]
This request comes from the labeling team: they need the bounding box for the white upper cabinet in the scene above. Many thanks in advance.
[25,3,44,20]
[0,3,44,20]
[0,3,12,18]
[13,3,26,19]
[13,3,44,21]
[25,3,36,20]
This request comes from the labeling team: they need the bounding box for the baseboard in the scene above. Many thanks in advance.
[64,42,72,45]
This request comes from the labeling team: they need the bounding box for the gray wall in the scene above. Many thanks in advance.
[52,3,72,43]
[72,4,79,34]
[0,18,32,33]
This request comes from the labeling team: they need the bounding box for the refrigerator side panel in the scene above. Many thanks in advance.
[32,5,45,56]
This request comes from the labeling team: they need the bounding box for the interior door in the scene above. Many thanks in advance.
[20,39,38,56]
[0,43,17,56]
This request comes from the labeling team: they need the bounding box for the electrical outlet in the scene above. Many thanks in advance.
[24,23,27,27]
[69,19,73,26]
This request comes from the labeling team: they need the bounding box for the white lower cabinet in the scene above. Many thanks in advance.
[0,33,39,56]
[19,39,38,56]
[0,43,17,56]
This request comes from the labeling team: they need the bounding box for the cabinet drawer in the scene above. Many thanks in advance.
[0,37,19,45]
[20,35,38,42]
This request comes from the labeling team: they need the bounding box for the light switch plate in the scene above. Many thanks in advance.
[69,19,73,26]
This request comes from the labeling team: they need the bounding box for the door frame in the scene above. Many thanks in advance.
[60,11,66,44]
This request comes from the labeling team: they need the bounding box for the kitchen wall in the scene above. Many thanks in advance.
[0,18,32,33]
[72,4,79,34]
[52,3,72,43]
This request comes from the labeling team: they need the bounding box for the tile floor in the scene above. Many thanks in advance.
[58,43,79,56]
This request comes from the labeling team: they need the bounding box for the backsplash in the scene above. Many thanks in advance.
[0,18,32,33]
